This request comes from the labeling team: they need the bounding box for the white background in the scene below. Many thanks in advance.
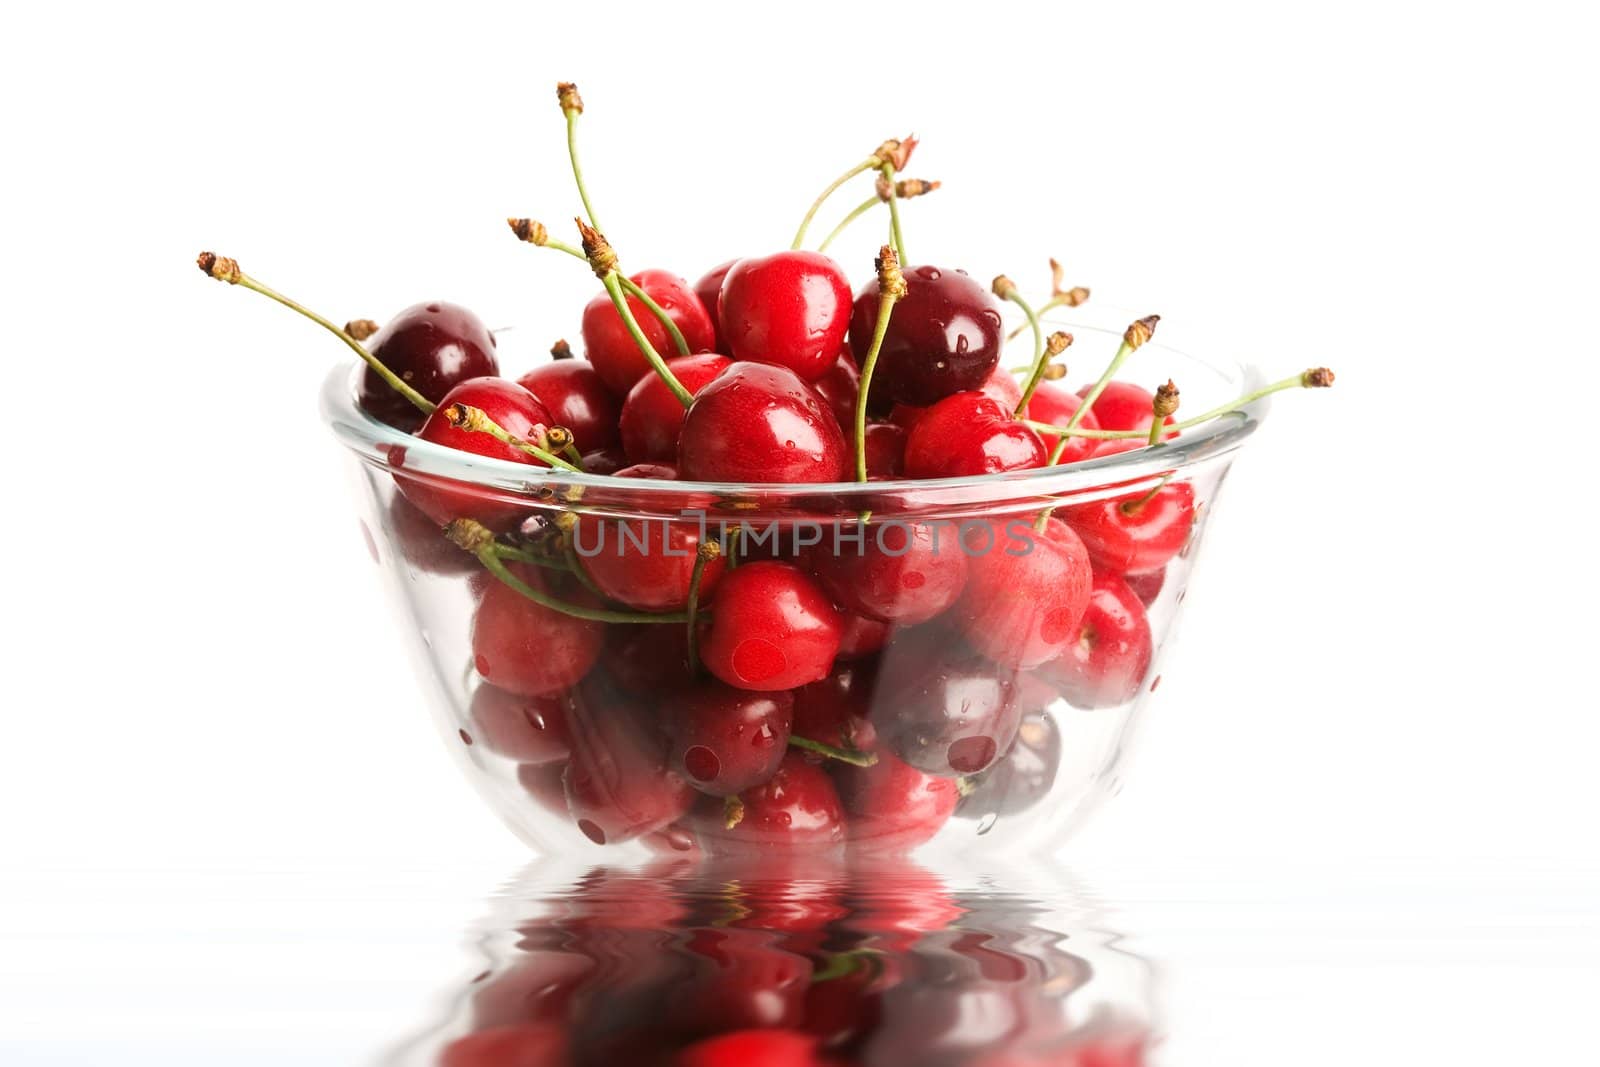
[2,1,1597,1063]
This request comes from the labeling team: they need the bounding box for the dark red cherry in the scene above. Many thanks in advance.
[810,347,862,431]
[575,464,724,611]
[360,301,498,432]
[954,520,1093,670]
[902,392,1047,479]
[675,1028,824,1067]
[891,364,1022,432]
[619,352,732,463]
[1042,571,1154,708]
[1123,566,1166,605]
[578,444,629,475]
[812,521,968,624]
[397,377,555,528]
[699,751,846,853]
[699,562,842,691]
[850,265,1003,406]
[719,251,854,382]
[667,683,793,797]
[872,625,1021,777]
[1022,381,1102,465]
[960,712,1062,818]
[792,662,878,754]
[582,269,717,396]
[602,623,694,695]
[838,749,959,852]
[516,359,621,452]
[469,684,571,764]
[677,363,847,484]
[693,259,739,353]
[862,423,908,479]
[438,1023,565,1067]
[1078,380,1177,440]
[471,564,603,697]
[1061,480,1197,573]
[564,692,693,846]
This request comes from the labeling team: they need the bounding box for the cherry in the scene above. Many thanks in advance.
[1123,566,1166,605]
[1061,480,1196,574]
[602,623,693,695]
[862,422,907,479]
[1042,571,1153,708]
[835,611,891,658]
[698,562,843,691]
[619,352,732,463]
[386,491,478,576]
[469,684,571,763]
[575,464,725,611]
[516,358,621,452]
[563,692,693,845]
[396,377,555,528]
[515,760,572,819]
[849,265,1003,406]
[838,749,959,852]
[872,625,1021,777]
[675,1029,823,1067]
[810,347,863,431]
[360,301,499,432]
[792,662,878,754]
[579,444,629,475]
[692,259,739,353]
[677,362,847,484]
[1077,380,1177,439]
[582,268,717,396]
[812,521,968,624]
[699,751,846,853]
[667,683,793,797]
[471,564,603,697]
[902,392,1047,479]
[719,251,854,382]
[439,1023,565,1067]
[1022,381,1102,465]
[891,364,1022,432]
[954,520,1094,670]
[959,712,1061,818]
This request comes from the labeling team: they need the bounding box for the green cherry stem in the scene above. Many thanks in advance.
[556,83,602,232]
[788,734,879,768]
[195,253,433,414]
[817,195,879,253]
[1024,367,1337,441]
[442,403,581,472]
[855,245,908,482]
[574,219,695,408]
[792,160,877,249]
[878,163,907,262]
[684,540,721,677]
[1061,315,1161,436]
[1148,380,1180,447]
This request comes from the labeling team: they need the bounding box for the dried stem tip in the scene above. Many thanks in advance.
[1124,315,1161,350]
[344,318,380,342]
[1060,286,1090,307]
[992,275,1018,299]
[876,245,908,300]
[1153,379,1181,418]
[1303,367,1336,388]
[196,252,241,283]
[1045,331,1074,358]
[444,518,496,555]
[871,135,918,171]
[545,426,575,450]
[575,218,618,278]
[550,338,574,361]
[508,218,549,245]
[697,540,722,562]
[875,176,941,201]
[556,81,584,114]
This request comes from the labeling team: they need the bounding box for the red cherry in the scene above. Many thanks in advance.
[873,625,1021,776]
[862,422,908,479]
[575,464,724,611]
[812,521,968,624]
[719,251,854,382]
[516,359,621,452]
[386,491,477,576]
[360,301,498,432]
[699,562,843,691]
[582,269,716,396]
[692,259,739,353]
[601,623,693,695]
[469,685,571,763]
[850,265,1004,406]
[1077,380,1177,440]
[619,352,732,463]
[959,712,1062,818]
[397,377,555,528]
[677,363,847,484]
[439,1023,565,1067]
[902,392,1047,479]
[578,444,629,475]
[668,683,793,797]
[1022,382,1102,465]
[835,611,891,658]
[700,751,846,853]
[838,749,959,852]
[1042,571,1154,708]
[891,364,1023,432]
[515,760,571,818]
[564,693,693,846]
[792,662,878,754]
[675,1028,824,1067]
[1123,566,1166,605]
[955,520,1094,670]
[471,565,603,697]
[1061,481,1196,573]
[810,347,862,431]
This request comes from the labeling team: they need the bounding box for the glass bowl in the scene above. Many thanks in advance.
[321,307,1267,859]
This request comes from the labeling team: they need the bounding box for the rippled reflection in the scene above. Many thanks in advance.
[384,859,1155,1066]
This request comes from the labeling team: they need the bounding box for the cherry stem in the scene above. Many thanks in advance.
[855,245,908,482]
[684,541,721,677]
[723,795,745,829]
[878,163,907,262]
[792,159,876,249]
[196,254,433,414]
[817,195,879,253]
[442,403,580,471]
[600,269,694,407]
[493,543,569,572]
[559,87,602,233]
[1024,369,1331,441]
[527,234,691,357]
[1005,291,1048,416]
[1005,290,1088,341]
[788,735,879,768]
[1119,474,1171,516]
[1064,339,1134,435]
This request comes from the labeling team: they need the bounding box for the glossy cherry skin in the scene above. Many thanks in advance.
[699,751,846,853]
[902,392,1047,479]
[667,683,793,797]
[578,444,629,475]
[439,1023,566,1067]
[955,520,1094,670]
[812,521,968,624]
[810,347,862,431]
[360,301,499,432]
[719,251,854,382]
[862,423,908,479]
[516,359,621,452]
[850,265,1004,406]
[564,693,694,846]
[1043,571,1154,708]
[792,662,878,754]
[1022,381,1102,465]
[699,562,843,691]
[471,565,603,697]
[960,712,1062,818]
[692,259,739,353]
[619,352,732,463]
[575,464,725,611]
[891,364,1022,432]
[1061,480,1196,574]
[396,377,555,528]
[1123,566,1166,605]
[1078,380,1177,440]
[582,268,717,396]
[675,1029,824,1067]
[838,749,959,852]
[677,362,847,484]
[469,684,571,763]
[873,625,1021,777]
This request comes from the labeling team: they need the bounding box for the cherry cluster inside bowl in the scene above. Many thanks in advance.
[202,81,1332,856]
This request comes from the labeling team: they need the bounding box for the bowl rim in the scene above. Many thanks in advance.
[320,317,1270,506]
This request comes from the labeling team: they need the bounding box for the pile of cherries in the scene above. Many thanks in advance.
[202,82,1327,856]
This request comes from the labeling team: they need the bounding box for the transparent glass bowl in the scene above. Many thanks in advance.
[321,310,1266,859]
